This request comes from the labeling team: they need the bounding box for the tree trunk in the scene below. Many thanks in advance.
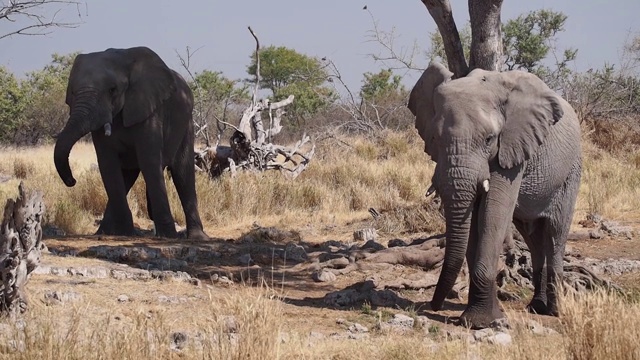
[421,0,469,78]
[0,182,45,315]
[468,0,504,71]
[421,0,504,75]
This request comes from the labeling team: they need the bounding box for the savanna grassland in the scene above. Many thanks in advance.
[0,128,639,359]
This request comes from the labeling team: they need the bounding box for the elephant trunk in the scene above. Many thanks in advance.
[54,92,97,187]
[430,165,477,311]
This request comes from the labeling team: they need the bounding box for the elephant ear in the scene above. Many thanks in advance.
[498,72,564,169]
[65,54,85,107]
[408,62,453,158]
[122,47,176,127]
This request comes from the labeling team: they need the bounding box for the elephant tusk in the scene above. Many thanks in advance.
[482,179,490,193]
[425,184,436,197]
[104,123,112,136]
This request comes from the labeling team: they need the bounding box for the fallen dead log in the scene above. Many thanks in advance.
[0,182,45,315]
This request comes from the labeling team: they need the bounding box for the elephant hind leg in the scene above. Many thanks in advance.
[169,136,208,241]
[137,148,177,239]
[543,165,581,316]
[514,218,548,314]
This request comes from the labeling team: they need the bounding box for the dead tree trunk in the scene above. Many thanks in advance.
[0,182,45,315]
[195,27,314,179]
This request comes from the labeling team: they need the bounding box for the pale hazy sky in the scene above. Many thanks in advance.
[1,1,638,90]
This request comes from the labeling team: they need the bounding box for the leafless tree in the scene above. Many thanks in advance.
[0,0,85,40]
[193,27,315,179]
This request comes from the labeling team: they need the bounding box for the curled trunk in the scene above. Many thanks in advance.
[53,92,97,187]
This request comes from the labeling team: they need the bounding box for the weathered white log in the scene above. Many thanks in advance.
[0,182,45,315]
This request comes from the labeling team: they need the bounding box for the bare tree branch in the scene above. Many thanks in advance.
[420,0,468,77]
[0,0,85,40]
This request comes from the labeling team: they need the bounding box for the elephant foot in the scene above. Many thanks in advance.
[153,222,178,239]
[459,304,506,330]
[526,298,549,315]
[95,223,136,237]
[187,228,210,241]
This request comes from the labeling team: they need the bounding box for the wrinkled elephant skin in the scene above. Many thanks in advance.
[408,62,582,329]
[54,46,209,241]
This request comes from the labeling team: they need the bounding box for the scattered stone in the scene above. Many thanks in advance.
[117,295,130,303]
[312,269,337,283]
[589,229,604,239]
[348,323,369,333]
[446,329,474,343]
[526,320,559,336]
[44,290,82,304]
[601,220,634,239]
[473,328,512,346]
[388,314,415,330]
[584,258,640,276]
[213,275,234,285]
[170,332,188,351]
[158,295,188,304]
[336,318,347,325]
[387,239,407,248]
[353,228,377,242]
[284,242,307,262]
[486,332,512,346]
[489,318,511,331]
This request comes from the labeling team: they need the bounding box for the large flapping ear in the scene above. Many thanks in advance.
[65,54,85,107]
[408,62,453,158]
[122,47,176,127]
[497,71,564,169]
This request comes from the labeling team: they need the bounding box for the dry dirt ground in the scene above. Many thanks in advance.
[25,215,640,349]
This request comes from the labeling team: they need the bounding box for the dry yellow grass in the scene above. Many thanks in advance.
[0,131,638,358]
[0,281,638,359]
[0,131,437,236]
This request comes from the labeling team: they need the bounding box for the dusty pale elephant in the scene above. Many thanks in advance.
[54,46,209,240]
[408,62,582,329]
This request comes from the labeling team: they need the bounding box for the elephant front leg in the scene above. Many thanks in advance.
[461,169,523,329]
[98,168,140,236]
[94,150,136,236]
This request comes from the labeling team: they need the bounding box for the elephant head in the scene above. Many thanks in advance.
[54,46,176,187]
[408,62,563,311]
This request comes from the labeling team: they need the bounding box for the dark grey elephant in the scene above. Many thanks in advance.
[54,46,209,240]
[408,62,582,329]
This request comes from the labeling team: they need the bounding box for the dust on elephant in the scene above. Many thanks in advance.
[408,62,582,329]
[54,46,209,240]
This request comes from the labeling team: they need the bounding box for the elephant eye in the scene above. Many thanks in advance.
[109,87,117,95]
[485,134,495,146]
